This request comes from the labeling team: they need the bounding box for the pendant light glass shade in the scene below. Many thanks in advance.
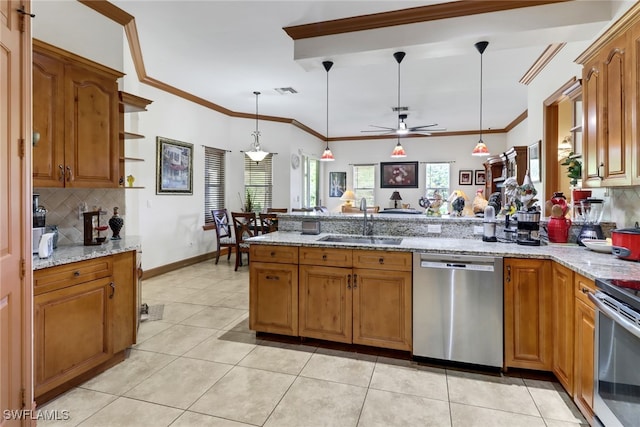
[246,91,269,162]
[320,60,335,162]
[472,41,490,157]
[391,139,407,158]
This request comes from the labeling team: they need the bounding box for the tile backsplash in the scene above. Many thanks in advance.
[35,188,126,245]
[610,186,640,228]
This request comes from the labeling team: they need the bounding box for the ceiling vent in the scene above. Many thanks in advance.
[274,87,298,95]
[392,106,409,112]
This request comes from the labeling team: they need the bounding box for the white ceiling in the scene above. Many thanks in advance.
[110,0,625,140]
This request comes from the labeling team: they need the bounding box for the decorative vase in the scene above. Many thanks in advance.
[108,207,123,240]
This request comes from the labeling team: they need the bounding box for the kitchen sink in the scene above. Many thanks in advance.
[318,235,403,245]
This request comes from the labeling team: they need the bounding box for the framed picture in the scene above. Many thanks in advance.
[529,140,541,182]
[474,169,486,186]
[380,161,419,188]
[459,169,473,185]
[329,172,346,197]
[156,136,193,194]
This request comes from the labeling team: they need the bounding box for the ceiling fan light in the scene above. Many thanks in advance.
[320,146,335,161]
[391,141,407,158]
[472,141,490,156]
[396,128,409,135]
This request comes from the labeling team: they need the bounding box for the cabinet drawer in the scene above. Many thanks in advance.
[299,247,352,267]
[353,250,411,272]
[575,273,596,307]
[250,245,299,264]
[34,257,113,295]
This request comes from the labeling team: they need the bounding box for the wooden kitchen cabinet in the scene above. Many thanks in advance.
[504,258,552,370]
[249,245,299,336]
[298,248,412,350]
[551,262,574,395]
[32,40,122,188]
[579,29,632,187]
[483,155,504,196]
[33,252,137,403]
[573,273,596,421]
[501,146,528,186]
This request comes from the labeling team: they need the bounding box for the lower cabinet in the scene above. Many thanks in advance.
[504,258,552,370]
[249,245,299,336]
[573,273,596,421]
[251,245,412,351]
[552,262,575,395]
[33,251,137,402]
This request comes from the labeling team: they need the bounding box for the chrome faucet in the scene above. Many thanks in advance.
[359,198,373,236]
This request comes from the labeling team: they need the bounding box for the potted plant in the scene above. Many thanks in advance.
[561,152,582,186]
[243,189,254,213]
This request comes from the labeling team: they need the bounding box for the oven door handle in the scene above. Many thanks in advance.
[589,293,640,340]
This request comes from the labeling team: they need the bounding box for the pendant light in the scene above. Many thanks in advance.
[391,138,407,158]
[320,60,335,161]
[245,91,269,162]
[472,41,490,156]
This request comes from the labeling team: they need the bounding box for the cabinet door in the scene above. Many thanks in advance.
[352,268,412,351]
[582,56,601,186]
[574,297,595,420]
[552,262,574,394]
[299,265,351,343]
[504,258,552,370]
[250,262,298,336]
[64,63,120,188]
[111,251,137,353]
[32,50,65,187]
[34,276,113,398]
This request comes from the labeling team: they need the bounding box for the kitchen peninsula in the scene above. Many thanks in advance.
[247,224,638,423]
[32,238,141,403]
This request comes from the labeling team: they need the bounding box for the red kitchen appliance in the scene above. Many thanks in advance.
[612,222,640,261]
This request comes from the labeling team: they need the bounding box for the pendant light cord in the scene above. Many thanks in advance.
[322,61,333,150]
[479,52,483,142]
[254,91,260,144]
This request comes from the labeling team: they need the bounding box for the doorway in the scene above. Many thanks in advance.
[543,78,582,210]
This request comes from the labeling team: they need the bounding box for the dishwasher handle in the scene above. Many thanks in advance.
[419,260,495,272]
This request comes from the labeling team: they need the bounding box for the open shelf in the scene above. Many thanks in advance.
[119,91,153,113]
[120,156,144,162]
[122,131,145,140]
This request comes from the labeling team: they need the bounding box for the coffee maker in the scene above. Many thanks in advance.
[516,210,541,246]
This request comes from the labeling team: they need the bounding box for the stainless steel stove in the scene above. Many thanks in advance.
[591,278,640,427]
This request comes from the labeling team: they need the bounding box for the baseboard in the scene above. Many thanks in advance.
[142,248,232,280]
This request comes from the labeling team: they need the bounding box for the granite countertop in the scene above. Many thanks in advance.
[247,231,640,281]
[33,236,141,270]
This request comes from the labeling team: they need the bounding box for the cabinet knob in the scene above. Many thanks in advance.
[73,271,80,277]
[322,254,327,261]
[378,257,384,264]
[582,287,590,294]
[270,251,276,257]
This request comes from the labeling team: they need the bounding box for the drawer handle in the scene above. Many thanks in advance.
[109,282,115,299]
[582,287,591,294]
[265,275,280,281]
[506,265,511,283]
[378,257,384,264]
[58,165,64,181]
[347,274,351,289]
[353,274,358,289]
[66,165,73,181]
[73,271,80,277]
[322,254,327,260]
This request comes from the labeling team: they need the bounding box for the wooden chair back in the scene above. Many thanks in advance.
[231,212,257,270]
[259,213,278,234]
[209,209,235,264]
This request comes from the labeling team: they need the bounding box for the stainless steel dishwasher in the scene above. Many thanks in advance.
[413,252,503,368]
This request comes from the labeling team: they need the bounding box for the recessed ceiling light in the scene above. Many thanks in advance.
[274,87,297,95]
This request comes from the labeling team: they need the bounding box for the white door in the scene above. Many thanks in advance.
[1,0,32,424]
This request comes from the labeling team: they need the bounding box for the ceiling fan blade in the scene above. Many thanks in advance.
[361,129,396,134]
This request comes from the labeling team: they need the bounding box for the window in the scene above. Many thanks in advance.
[244,154,273,212]
[302,155,319,208]
[425,162,450,215]
[204,146,226,223]
[353,164,375,205]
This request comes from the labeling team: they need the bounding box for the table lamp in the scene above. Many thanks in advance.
[341,190,355,207]
[390,191,402,208]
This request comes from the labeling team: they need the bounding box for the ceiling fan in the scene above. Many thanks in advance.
[362,51,446,136]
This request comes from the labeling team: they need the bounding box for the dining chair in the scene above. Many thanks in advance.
[210,209,235,265]
[231,212,257,271]
[267,208,288,213]
[259,212,278,234]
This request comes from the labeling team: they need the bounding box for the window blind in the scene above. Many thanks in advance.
[204,146,226,223]
[353,164,375,205]
[244,154,273,212]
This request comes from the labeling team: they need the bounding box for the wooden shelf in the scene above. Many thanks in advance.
[122,186,145,189]
[122,131,145,140]
[120,157,144,162]
[119,91,153,113]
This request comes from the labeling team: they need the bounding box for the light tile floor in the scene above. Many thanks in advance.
[39,258,588,427]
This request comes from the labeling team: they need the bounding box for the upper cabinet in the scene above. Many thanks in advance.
[577,7,640,187]
[33,40,123,188]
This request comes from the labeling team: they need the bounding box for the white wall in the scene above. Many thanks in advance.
[322,134,507,212]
